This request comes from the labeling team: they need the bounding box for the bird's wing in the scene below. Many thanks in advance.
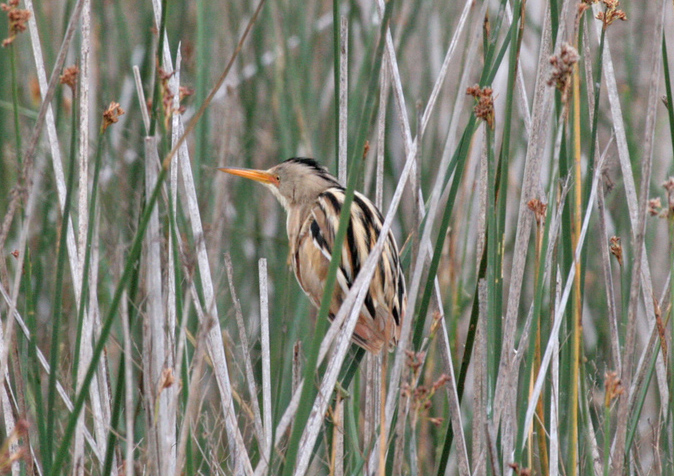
[293,187,406,352]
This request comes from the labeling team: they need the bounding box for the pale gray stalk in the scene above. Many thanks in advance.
[259,259,273,473]
[77,0,91,296]
[143,136,169,475]
[549,270,561,476]
[121,288,134,476]
[224,253,265,448]
[133,65,151,133]
[166,49,184,476]
[338,15,348,186]
[73,1,93,471]
[472,280,488,476]
[610,0,666,471]
[374,55,388,209]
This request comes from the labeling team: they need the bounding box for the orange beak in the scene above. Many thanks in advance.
[218,167,279,186]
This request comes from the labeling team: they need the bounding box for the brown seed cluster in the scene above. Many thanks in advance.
[596,0,627,28]
[102,101,125,133]
[648,197,662,217]
[508,463,532,476]
[401,350,449,427]
[1,0,31,47]
[0,418,29,472]
[466,84,495,129]
[604,370,623,406]
[59,65,79,92]
[547,42,579,102]
[157,67,193,130]
[527,198,548,225]
[663,177,674,216]
[609,236,622,266]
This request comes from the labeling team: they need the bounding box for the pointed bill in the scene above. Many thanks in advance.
[219,167,279,186]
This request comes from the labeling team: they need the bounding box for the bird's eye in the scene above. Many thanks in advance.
[276,175,281,183]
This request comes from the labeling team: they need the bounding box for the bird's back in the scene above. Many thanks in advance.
[290,187,406,353]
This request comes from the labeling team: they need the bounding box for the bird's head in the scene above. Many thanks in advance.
[219,158,341,211]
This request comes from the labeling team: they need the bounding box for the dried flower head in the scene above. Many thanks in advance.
[102,101,125,133]
[179,85,194,101]
[663,177,674,215]
[2,0,31,47]
[609,236,622,266]
[466,84,495,129]
[527,198,548,225]
[10,249,19,259]
[508,463,532,476]
[405,350,425,374]
[547,43,579,101]
[647,197,662,216]
[159,367,175,391]
[59,65,79,92]
[428,417,444,427]
[596,0,627,27]
[604,370,623,406]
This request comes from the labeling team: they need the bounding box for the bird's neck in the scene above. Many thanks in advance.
[286,203,312,249]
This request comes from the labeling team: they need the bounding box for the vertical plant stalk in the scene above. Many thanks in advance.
[473,280,488,475]
[72,0,94,472]
[259,259,273,473]
[569,36,583,476]
[121,289,134,476]
[531,207,549,475]
[338,15,348,186]
[143,136,170,475]
[166,49,184,475]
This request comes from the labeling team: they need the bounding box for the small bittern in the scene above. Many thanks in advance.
[220,158,406,353]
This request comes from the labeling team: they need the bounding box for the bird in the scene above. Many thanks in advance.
[219,158,407,354]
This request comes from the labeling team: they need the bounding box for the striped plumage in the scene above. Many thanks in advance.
[220,158,406,353]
